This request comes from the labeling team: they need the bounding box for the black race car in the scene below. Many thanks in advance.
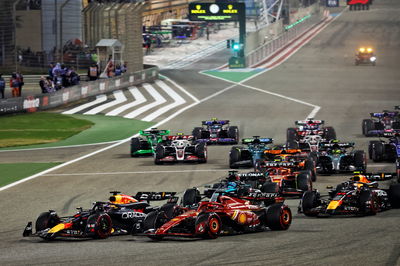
[192,118,239,144]
[362,110,400,137]
[299,173,400,217]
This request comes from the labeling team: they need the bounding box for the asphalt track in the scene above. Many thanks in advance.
[1,1,400,265]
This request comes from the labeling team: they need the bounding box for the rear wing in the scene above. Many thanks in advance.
[242,137,273,145]
[264,149,302,155]
[382,130,400,138]
[166,135,193,140]
[202,120,229,125]
[370,112,398,118]
[295,119,324,125]
[353,173,397,182]
[134,192,176,201]
[140,129,170,136]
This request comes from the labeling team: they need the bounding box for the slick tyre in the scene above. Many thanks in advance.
[297,170,312,192]
[354,150,367,171]
[368,141,380,159]
[265,204,292,230]
[305,158,317,182]
[362,119,374,136]
[154,144,164,165]
[130,138,141,157]
[359,190,378,216]
[371,142,384,162]
[192,127,203,140]
[182,188,201,207]
[301,191,319,217]
[286,128,298,148]
[324,127,336,140]
[227,126,239,144]
[195,213,221,239]
[35,211,60,233]
[229,147,242,168]
[87,213,112,239]
[389,184,400,208]
[261,182,278,193]
[143,211,164,240]
[196,142,207,163]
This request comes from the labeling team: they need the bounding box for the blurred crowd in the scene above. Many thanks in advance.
[0,72,24,99]
[39,63,80,94]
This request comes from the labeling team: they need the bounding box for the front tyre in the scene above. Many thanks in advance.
[265,204,292,230]
[87,213,112,239]
[195,213,221,239]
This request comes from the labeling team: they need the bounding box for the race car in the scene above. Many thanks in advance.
[355,47,376,65]
[192,118,239,144]
[299,172,400,217]
[154,134,207,164]
[142,186,292,240]
[362,111,400,137]
[23,191,175,240]
[287,119,336,149]
[315,140,366,174]
[130,128,170,157]
[229,137,274,168]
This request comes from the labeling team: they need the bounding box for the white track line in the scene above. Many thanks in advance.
[160,75,200,103]
[83,90,126,115]
[141,80,186,122]
[62,94,107,115]
[123,83,167,119]
[0,140,120,152]
[44,169,232,176]
[105,87,146,116]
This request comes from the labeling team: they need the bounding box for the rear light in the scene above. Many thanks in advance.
[275,197,285,203]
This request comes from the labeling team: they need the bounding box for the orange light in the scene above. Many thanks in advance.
[367,47,373,52]
[359,47,365,52]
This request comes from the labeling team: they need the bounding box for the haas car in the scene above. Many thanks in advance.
[299,173,400,217]
[315,140,366,174]
[154,134,207,164]
[130,128,170,157]
[23,191,175,240]
[229,137,274,168]
[287,119,336,149]
[192,118,239,144]
[362,110,400,137]
[142,180,292,240]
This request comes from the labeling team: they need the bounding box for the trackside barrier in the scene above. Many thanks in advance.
[246,12,326,67]
[0,66,159,115]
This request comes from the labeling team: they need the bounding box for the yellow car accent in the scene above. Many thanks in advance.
[48,223,65,233]
[327,200,341,210]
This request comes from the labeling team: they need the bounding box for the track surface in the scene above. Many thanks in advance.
[1,1,400,265]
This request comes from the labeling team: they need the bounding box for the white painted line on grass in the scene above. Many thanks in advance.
[142,80,186,122]
[62,94,107,115]
[83,90,126,115]
[123,83,167,119]
[105,87,146,116]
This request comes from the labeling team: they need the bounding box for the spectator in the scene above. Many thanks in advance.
[48,63,54,78]
[88,63,99,81]
[39,76,47,93]
[0,74,5,99]
[121,62,128,73]
[45,77,55,93]
[106,59,114,78]
[69,67,80,86]
[54,71,64,91]
[115,64,122,76]
[10,73,20,97]
[16,72,24,97]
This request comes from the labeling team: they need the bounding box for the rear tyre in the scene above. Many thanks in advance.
[286,128,298,148]
[195,213,221,239]
[192,127,203,140]
[324,127,336,140]
[389,184,400,208]
[354,150,366,171]
[371,142,384,162]
[362,119,375,136]
[196,142,207,163]
[182,188,201,207]
[154,144,164,165]
[297,171,312,192]
[301,191,319,217]
[87,213,112,239]
[35,212,60,233]
[227,126,239,144]
[265,204,292,230]
[229,147,242,168]
[261,182,278,193]
[368,141,380,159]
[130,138,141,157]
[359,190,378,216]
[305,158,317,182]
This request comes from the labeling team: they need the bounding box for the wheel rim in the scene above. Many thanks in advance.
[209,217,220,234]
[280,209,291,226]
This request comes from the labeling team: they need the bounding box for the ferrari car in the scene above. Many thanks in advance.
[287,119,336,149]
[299,172,400,217]
[192,118,239,144]
[130,128,170,157]
[315,140,366,174]
[229,137,274,168]
[154,134,207,164]
[23,191,175,240]
[355,47,376,65]
[362,111,400,137]
[142,187,292,240]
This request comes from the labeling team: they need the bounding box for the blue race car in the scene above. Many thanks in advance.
[229,136,274,168]
[192,118,239,144]
[362,110,400,137]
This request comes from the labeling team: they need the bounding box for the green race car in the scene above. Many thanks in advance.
[130,128,170,157]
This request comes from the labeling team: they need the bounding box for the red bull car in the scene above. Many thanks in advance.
[154,134,207,164]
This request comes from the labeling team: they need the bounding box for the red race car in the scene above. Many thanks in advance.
[142,189,291,240]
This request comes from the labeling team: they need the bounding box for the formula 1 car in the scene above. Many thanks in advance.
[315,140,366,174]
[23,191,175,240]
[229,137,274,168]
[299,172,400,217]
[287,119,336,149]
[142,187,291,240]
[154,134,207,164]
[130,128,170,157]
[362,111,400,137]
[192,118,239,144]
[355,47,376,65]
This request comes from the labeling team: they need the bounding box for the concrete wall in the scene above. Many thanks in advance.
[245,20,283,54]
[16,10,42,51]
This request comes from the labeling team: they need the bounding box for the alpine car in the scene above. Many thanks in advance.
[154,134,207,164]
[229,137,274,168]
[299,172,400,217]
[315,140,366,174]
[355,47,376,65]
[23,191,176,240]
[192,118,239,144]
[287,119,336,149]
[362,111,400,137]
[130,128,170,157]
[142,186,292,240]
